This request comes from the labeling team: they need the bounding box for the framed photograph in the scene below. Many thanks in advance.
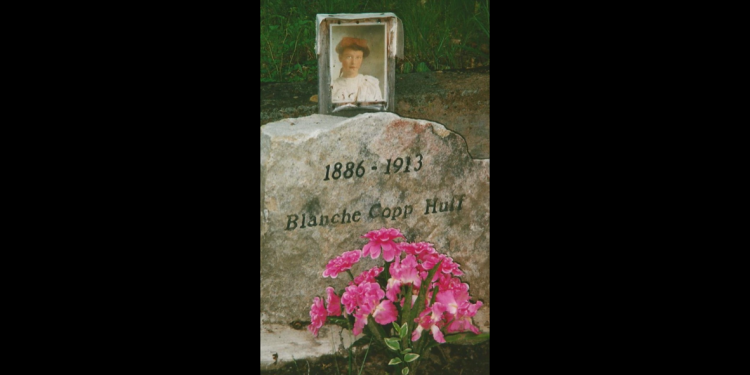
[330,23,386,107]
[316,13,402,115]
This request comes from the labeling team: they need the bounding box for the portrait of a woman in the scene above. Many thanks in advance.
[331,37,384,103]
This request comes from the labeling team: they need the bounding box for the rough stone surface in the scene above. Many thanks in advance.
[260,112,489,367]
[394,69,490,159]
[260,67,490,158]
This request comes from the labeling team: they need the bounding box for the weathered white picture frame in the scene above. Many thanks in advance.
[316,13,402,115]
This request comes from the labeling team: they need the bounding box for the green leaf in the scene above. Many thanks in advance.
[401,283,413,331]
[393,322,402,335]
[384,337,401,351]
[399,323,408,339]
[366,315,387,344]
[349,334,373,349]
[358,336,374,375]
[409,260,443,325]
[381,260,391,284]
[326,316,349,329]
[401,348,412,353]
[327,316,347,324]
[404,353,420,363]
[403,62,413,74]
[402,367,410,375]
[429,285,439,306]
[443,332,490,345]
[388,358,403,365]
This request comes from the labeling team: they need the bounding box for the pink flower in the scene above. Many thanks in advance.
[385,278,402,302]
[307,297,327,337]
[351,266,383,286]
[341,282,384,315]
[361,228,404,261]
[309,228,483,342]
[446,300,483,334]
[342,281,388,336]
[437,255,463,276]
[341,284,362,315]
[402,242,438,265]
[371,299,398,325]
[394,255,421,285]
[430,324,445,343]
[435,290,461,315]
[358,283,385,314]
[398,242,419,256]
[323,250,362,278]
[326,287,341,316]
[435,274,465,292]
[417,251,441,271]
[435,276,471,305]
[352,314,367,336]
[414,242,438,256]
[411,303,447,343]
[386,255,421,301]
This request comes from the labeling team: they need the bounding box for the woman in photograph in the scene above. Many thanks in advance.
[331,37,383,103]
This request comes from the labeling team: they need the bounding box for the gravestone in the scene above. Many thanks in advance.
[260,112,489,367]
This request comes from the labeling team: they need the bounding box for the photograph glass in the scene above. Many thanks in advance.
[329,23,387,108]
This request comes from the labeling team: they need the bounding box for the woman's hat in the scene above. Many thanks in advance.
[335,37,370,58]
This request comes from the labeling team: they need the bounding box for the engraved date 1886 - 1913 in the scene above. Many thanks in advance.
[323,153,423,181]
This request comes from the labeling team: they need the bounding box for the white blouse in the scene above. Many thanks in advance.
[331,74,383,103]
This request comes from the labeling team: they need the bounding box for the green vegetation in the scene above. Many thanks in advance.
[260,0,490,83]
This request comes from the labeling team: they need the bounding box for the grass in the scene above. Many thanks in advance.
[291,356,310,375]
[260,0,490,82]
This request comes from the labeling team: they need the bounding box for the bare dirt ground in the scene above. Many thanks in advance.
[260,340,490,375]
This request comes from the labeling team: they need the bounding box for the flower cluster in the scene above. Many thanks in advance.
[307,228,486,373]
[322,249,362,278]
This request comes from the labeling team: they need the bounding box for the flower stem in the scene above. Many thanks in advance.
[365,315,385,343]
[401,283,414,348]
[347,269,355,281]
[357,336,373,375]
[409,260,443,325]
[347,315,355,374]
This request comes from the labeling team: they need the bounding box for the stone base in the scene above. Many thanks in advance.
[260,308,489,369]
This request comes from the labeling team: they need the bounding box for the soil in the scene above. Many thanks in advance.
[260,340,490,375]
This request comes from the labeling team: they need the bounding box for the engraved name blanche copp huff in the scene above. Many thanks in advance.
[331,37,383,103]
[284,195,466,231]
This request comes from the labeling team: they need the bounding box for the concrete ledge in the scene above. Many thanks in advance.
[260,307,490,370]
[260,324,355,370]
